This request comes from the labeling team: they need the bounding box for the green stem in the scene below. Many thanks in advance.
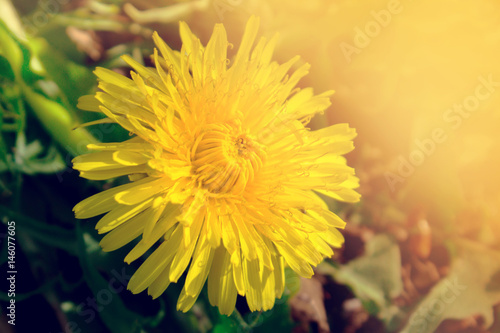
[230,309,251,332]
[21,83,97,156]
[248,312,263,327]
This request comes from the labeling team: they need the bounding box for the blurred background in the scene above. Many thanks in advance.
[1,0,500,332]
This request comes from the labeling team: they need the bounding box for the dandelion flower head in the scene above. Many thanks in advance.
[73,16,360,315]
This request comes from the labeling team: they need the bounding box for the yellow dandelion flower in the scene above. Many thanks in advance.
[73,16,360,315]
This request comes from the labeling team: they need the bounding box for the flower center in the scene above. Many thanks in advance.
[192,126,265,194]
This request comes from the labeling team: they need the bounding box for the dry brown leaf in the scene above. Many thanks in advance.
[290,276,330,333]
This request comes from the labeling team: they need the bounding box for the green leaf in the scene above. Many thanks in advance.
[30,37,95,107]
[328,234,403,310]
[0,132,66,175]
[22,85,98,156]
[0,55,15,82]
[0,205,77,255]
[0,18,97,156]
[0,19,44,85]
[212,313,239,333]
[0,19,23,77]
[400,239,500,333]
[319,233,403,329]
